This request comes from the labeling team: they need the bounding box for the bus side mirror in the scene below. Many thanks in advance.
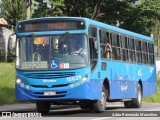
[94,41,98,51]
[7,33,16,62]
[8,33,16,51]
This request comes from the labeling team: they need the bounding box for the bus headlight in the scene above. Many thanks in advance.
[16,78,21,84]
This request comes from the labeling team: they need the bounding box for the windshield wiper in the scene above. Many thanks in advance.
[53,32,69,50]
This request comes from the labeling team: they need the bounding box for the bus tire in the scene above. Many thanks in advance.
[92,86,107,113]
[124,101,132,108]
[80,104,89,110]
[132,84,142,108]
[36,101,51,114]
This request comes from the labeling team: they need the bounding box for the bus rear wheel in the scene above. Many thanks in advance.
[36,101,51,114]
[124,84,142,108]
[132,84,142,108]
[124,101,132,108]
[91,86,107,113]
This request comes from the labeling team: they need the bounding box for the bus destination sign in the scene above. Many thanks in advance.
[17,19,85,32]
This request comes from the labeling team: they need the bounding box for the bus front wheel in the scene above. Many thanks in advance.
[36,101,51,114]
[92,86,107,113]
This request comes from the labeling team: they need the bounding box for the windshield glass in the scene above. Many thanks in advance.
[16,34,88,70]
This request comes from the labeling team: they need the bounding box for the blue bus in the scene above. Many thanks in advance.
[15,17,156,113]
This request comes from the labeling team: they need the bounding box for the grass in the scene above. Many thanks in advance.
[0,62,16,105]
[0,62,160,105]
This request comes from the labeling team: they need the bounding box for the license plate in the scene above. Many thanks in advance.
[44,91,56,96]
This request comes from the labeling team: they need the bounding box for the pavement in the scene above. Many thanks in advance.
[0,103,76,113]
[0,102,124,114]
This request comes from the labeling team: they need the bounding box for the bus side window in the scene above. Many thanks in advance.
[100,30,112,59]
[89,26,98,71]
[148,43,154,65]
[142,41,148,64]
[128,37,136,63]
[111,32,120,60]
[121,35,128,61]
[136,39,142,63]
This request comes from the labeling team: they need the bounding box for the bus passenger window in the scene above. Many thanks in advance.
[121,35,128,62]
[106,43,112,59]
[128,37,136,63]
[111,32,120,60]
[137,52,142,63]
[100,30,112,59]
[112,47,120,60]
[122,49,128,61]
[148,43,154,65]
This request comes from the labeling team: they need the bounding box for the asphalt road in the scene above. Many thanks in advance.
[0,102,160,120]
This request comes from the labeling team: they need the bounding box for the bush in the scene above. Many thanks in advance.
[0,50,6,62]
[7,47,16,62]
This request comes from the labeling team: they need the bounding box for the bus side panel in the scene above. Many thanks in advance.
[109,80,138,99]
[142,67,156,97]
[103,61,137,99]
[108,62,156,99]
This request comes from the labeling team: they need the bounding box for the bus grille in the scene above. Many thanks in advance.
[31,84,69,88]
[23,72,75,79]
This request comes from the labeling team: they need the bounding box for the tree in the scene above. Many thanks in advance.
[30,0,160,37]
[0,0,25,27]
[32,0,64,18]
[119,0,160,36]
[25,0,32,19]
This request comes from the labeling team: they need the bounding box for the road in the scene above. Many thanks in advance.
[0,102,160,120]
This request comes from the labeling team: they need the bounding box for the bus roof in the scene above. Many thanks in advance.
[17,16,153,42]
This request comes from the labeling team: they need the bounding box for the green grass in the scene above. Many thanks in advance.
[0,62,160,105]
[0,62,16,105]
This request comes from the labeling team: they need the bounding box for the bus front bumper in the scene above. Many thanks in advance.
[15,80,102,101]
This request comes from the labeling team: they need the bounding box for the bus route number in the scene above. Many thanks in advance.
[66,75,81,82]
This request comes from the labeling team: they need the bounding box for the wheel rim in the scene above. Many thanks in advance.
[100,92,106,110]
[138,87,142,104]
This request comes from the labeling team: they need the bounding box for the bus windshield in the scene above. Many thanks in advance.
[16,34,88,70]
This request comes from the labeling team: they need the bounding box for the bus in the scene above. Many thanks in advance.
[15,17,156,113]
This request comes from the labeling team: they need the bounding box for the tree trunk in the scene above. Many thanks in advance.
[91,0,103,20]
[25,0,31,20]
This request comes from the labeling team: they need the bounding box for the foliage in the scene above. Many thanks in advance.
[32,0,64,17]
[0,0,25,27]
[0,50,6,62]
[32,0,160,37]
[7,47,16,63]
[0,0,159,37]
[120,0,160,36]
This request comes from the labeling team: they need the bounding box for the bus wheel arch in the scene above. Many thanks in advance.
[103,78,110,101]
